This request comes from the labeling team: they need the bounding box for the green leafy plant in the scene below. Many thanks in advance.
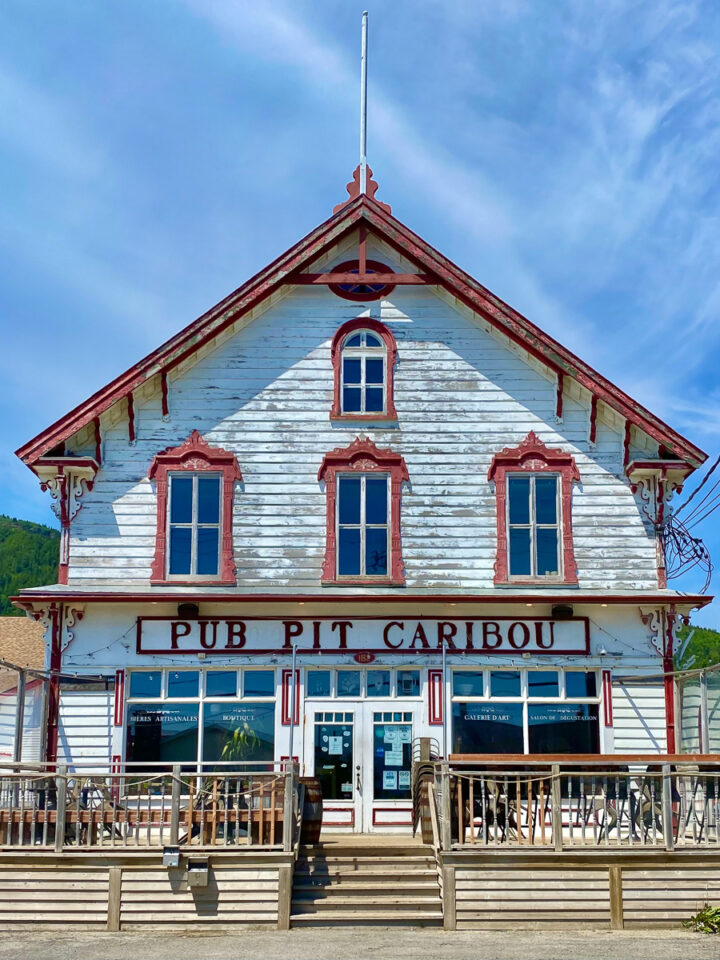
[221,722,261,762]
[683,903,720,934]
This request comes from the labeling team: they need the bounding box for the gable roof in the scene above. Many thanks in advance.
[16,194,706,468]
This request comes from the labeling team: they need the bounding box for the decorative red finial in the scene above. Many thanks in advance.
[333,165,391,215]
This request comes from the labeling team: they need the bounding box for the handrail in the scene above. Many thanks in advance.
[427,780,441,855]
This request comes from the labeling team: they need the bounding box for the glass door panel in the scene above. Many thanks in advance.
[372,711,413,800]
[313,711,354,802]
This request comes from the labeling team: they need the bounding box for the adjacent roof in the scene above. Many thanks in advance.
[15,194,707,468]
[0,617,46,693]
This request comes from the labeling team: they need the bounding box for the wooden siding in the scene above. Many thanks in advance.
[58,691,112,766]
[64,262,659,592]
[622,867,720,927]
[612,681,667,754]
[0,687,43,763]
[0,863,109,927]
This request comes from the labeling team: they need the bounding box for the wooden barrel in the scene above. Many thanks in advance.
[299,777,323,845]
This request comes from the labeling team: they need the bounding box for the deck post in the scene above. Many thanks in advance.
[170,764,181,846]
[107,866,122,931]
[442,864,456,930]
[661,763,674,851]
[439,762,452,851]
[54,764,67,853]
[608,865,623,929]
[551,763,563,851]
[277,862,293,930]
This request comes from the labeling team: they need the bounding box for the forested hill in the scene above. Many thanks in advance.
[0,515,59,616]
[676,623,720,671]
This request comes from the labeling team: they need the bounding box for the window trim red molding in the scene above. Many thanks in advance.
[329,318,398,422]
[488,431,580,585]
[428,668,444,725]
[328,259,396,302]
[148,430,242,585]
[318,436,409,585]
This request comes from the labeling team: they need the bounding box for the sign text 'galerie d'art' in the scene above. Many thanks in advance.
[136,617,590,655]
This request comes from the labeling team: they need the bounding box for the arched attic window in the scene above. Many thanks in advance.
[149,431,242,585]
[330,318,398,421]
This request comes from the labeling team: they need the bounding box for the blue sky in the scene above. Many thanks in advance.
[1,1,718,623]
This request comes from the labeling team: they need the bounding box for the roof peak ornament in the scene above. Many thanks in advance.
[333,164,391,215]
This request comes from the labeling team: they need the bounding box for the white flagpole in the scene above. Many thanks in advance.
[360,11,368,194]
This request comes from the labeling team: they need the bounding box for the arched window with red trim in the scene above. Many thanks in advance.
[488,431,580,585]
[149,430,242,585]
[318,437,408,585]
[330,319,398,421]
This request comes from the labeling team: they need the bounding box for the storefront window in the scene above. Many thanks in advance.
[565,671,597,697]
[206,671,237,697]
[528,671,559,698]
[453,671,484,697]
[307,671,332,697]
[129,671,161,698]
[452,702,524,754]
[202,702,275,763]
[127,703,199,764]
[528,703,599,753]
[490,671,521,697]
[243,670,274,697]
[367,670,391,697]
[167,671,199,698]
[397,670,420,697]
[337,670,361,697]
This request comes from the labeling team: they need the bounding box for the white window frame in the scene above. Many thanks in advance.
[507,472,562,579]
[336,473,390,579]
[340,329,387,415]
[167,472,223,580]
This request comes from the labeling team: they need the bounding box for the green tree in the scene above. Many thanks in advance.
[0,515,59,616]
[675,623,720,670]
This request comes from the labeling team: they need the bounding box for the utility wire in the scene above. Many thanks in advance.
[675,453,720,518]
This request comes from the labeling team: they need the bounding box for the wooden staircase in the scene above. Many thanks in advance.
[291,839,443,927]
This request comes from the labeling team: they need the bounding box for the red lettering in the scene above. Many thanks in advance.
[199,620,219,649]
[312,621,321,650]
[225,620,246,649]
[409,623,429,649]
[383,621,404,649]
[508,622,530,649]
[437,622,457,649]
[465,622,475,650]
[170,621,191,650]
[331,621,352,649]
[282,621,303,649]
[534,621,555,649]
[481,622,502,649]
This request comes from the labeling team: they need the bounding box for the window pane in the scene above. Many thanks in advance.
[169,526,192,575]
[198,476,220,524]
[343,387,362,412]
[307,671,331,697]
[528,671,559,698]
[365,388,384,412]
[243,670,274,697]
[397,670,420,697]
[528,703,599,754]
[127,704,199,764]
[366,476,388,524]
[167,671,199,698]
[206,671,237,697]
[373,722,412,799]
[365,332,382,346]
[367,670,391,696]
[509,527,531,576]
[452,701,524,754]
[170,476,193,524]
[535,476,557,524]
[365,527,388,575]
[197,527,219,576]
[536,528,559,576]
[365,358,384,384]
[314,720,353,800]
[338,475,361,524]
[129,672,161,698]
[338,527,361,575]
[343,357,362,384]
[336,671,361,697]
[565,672,597,698]
[453,671,484,697]
[490,671,521,697]
[345,333,362,347]
[203,702,275,763]
[508,475,530,524]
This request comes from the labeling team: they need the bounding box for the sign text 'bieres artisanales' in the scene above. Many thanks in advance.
[136,617,589,655]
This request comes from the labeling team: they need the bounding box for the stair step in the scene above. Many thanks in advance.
[293,882,438,896]
[290,912,443,926]
[297,857,436,869]
[291,897,442,913]
[300,846,435,858]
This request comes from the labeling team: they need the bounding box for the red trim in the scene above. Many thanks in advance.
[334,164,391,214]
[113,669,125,726]
[602,669,613,727]
[555,373,564,420]
[589,396,598,444]
[623,420,631,471]
[161,372,169,418]
[488,432,580,585]
[327,259,397,302]
[664,610,676,753]
[148,431,242,585]
[46,604,62,765]
[318,437,409,585]
[281,668,300,726]
[94,418,102,466]
[330,318,398,421]
[428,668,443,725]
[12,590,713,608]
[372,807,413,826]
[16,196,706,470]
[127,393,135,444]
[323,806,355,826]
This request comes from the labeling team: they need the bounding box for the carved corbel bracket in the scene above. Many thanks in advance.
[639,606,663,656]
[62,605,86,651]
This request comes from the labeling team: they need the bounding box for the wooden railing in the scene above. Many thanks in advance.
[430,755,720,851]
[0,761,301,852]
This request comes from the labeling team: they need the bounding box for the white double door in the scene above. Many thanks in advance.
[304,700,418,832]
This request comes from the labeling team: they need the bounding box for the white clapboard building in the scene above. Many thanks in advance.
[13,171,711,832]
